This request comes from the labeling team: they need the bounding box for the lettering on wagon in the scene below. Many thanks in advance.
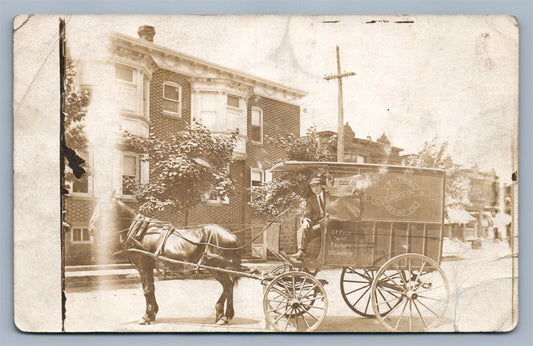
[364,176,438,217]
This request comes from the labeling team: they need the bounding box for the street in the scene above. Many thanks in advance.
[64,241,516,332]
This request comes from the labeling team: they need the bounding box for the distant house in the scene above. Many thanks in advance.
[63,25,307,265]
[317,123,404,164]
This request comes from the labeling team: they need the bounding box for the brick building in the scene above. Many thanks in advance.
[317,123,404,164]
[63,26,306,265]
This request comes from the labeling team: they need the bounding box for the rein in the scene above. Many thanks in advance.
[170,207,291,251]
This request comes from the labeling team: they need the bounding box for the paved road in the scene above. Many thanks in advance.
[64,241,516,332]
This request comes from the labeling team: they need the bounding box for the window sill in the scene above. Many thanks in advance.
[162,111,182,118]
[65,193,94,199]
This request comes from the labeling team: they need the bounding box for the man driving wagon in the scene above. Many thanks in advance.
[290,176,327,260]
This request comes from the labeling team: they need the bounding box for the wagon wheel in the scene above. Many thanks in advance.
[340,267,403,318]
[263,271,328,332]
[371,254,450,332]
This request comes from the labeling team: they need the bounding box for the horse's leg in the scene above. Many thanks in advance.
[224,276,236,323]
[137,259,158,325]
[214,273,236,325]
[213,272,227,324]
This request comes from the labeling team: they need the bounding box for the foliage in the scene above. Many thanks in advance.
[251,127,330,217]
[63,61,90,184]
[266,126,331,163]
[124,122,236,218]
[403,135,472,213]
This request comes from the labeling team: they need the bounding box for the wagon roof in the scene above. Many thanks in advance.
[271,161,446,175]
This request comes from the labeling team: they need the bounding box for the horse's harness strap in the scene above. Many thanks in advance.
[155,225,174,257]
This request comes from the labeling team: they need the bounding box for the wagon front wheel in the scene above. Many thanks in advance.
[371,254,449,332]
[263,271,328,332]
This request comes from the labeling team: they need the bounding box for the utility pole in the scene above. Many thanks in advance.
[324,46,356,162]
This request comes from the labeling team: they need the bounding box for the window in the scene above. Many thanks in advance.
[115,64,137,113]
[251,107,263,143]
[162,82,181,116]
[122,154,139,196]
[226,94,243,133]
[250,168,264,201]
[115,65,134,83]
[71,227,93,244]
[227,94,240,108]
[205,191,230,205]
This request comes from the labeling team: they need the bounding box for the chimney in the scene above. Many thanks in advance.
[366,135,372,142]
[137,25,156,42]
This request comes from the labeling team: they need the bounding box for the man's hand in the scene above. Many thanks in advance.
[301,218,311,229]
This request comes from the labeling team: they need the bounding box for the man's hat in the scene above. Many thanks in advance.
[309,177,322,185]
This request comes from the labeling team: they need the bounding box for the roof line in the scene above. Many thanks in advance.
[111,32,308,97]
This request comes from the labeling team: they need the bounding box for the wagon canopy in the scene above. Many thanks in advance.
[271,161,446,223]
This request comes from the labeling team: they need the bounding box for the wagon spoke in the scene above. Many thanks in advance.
[353,287,371,306]
[299,311,311,330]
[269,304,289,315]
[300,283,318,299]
[303,309,320,322]
[394,299,409,331]
[299,296,322,304]
[383,272,405,292]
[364,290,371,314]
[271,287,292,300]
[377,287,395,310]
[413,260,427,287]
[380,296,404,320]
[376,296,402,307]
[274,310,287,324]
[408,258,412,290]
[395,265,408,290]
[379,286,401,299]
[413,299,428,329]
[416,294,445,302]
[415,298,440,317]
[377,287,404,297]
[292,276,296,296]
[284,308,293,331]
[343,280,371,284]
[409,299,413,332]
[297,277,307,299]
[306,304,325,311]
[345,284,370,296]
[279,278,293,298]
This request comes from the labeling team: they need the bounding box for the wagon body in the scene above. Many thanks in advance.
[270,161,446,268]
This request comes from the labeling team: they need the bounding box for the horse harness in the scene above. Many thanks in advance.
[123,215,231,275]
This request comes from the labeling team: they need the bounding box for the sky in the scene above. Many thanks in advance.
[63,15,518,183]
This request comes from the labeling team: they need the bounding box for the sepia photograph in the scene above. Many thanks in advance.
[13,14,518,333]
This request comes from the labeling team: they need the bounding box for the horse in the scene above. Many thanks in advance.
[89,196,244,325]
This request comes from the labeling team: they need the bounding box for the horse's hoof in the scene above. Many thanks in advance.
[138,317,151,325]
[216,317,229,325]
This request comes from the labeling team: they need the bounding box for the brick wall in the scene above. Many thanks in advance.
[63,196,135,265]
[149,69,191,139]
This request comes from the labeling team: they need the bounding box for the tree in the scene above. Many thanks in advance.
[403,136,471,214]
[124,122,236,225]
[63,61,91,188]
[251,127,330,217]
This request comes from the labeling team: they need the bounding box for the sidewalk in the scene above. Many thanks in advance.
[65,260,280,290]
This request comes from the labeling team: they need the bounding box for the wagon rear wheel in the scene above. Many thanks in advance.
[371,254,449,332]
[263,271,328,332]
[340,267,403,318]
